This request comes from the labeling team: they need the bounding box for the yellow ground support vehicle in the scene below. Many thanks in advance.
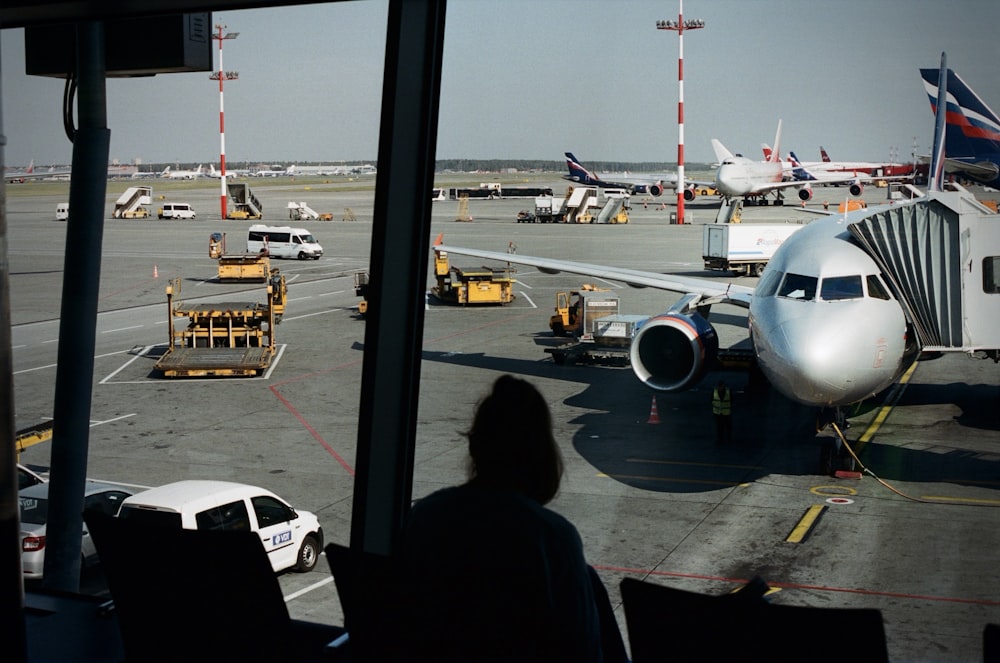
[210,232,271,282]
[548,286,618,337]
[430,244,514,305]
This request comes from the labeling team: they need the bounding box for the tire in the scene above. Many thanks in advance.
[295,535,319,572]
[298,251,307,260]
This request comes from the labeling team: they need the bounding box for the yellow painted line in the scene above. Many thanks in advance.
[810,485,858,497]
[627,458,763,471]
[856,361,919,447]
[786,504,827,543]
[598,473,746,487]
[921,495,1000,506]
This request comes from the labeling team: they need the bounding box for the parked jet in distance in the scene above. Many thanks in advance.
[436,55,999,414]
[713,122,871,204]
[920,66,1000,189]
[563,153,714,200]
[5,160,72,183]
[817,147,913,178]
[161,165,204,179]
[788,152,865,196]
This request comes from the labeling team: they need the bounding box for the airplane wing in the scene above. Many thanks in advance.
[433,238,754,311]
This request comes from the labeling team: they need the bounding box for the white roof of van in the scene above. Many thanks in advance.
[120,480,279,513]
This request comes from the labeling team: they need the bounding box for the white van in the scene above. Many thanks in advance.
[158,202,196,220]
[56,203,69,221]
[247,224,323,260]
[117,480,324,573]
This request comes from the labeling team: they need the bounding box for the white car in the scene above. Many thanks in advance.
[117,480,323,573]
[19,479,136,579]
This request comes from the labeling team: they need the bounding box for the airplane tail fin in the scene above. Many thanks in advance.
[769,120,783,163]
[921,55,1000,186]
[820,147,831,163]
[564,152,597,184]
[927,53,949,191]
[27,159,34,173]
[711,139,734,164]
[761,144,773,161]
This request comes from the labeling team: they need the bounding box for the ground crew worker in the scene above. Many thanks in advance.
[712,380,732,444]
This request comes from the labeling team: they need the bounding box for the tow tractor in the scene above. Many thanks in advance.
[430,234,515,305]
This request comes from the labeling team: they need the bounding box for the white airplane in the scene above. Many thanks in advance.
[5,160,73,183]
[713,121,869,204]
[161,165,204,179]
[563,153,715,200]
[434,56,999,414]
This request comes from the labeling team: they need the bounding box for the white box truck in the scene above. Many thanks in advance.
[702,223,805,276]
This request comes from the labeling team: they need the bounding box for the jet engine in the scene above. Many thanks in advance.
[849,182,864,196]
[629,311,719,392]
[683,187,697,202]
[797,186,814,201]
[648,182,665,197]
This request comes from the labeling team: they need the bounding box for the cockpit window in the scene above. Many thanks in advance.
[867,275,892,300]
[777,273,817,301]
[756,269,783,297]
[820,275,864,301]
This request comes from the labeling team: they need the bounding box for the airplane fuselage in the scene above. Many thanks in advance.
[748,211,910,407]
[714,157,785,198]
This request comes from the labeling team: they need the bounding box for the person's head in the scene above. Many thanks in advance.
[466,375,563,504]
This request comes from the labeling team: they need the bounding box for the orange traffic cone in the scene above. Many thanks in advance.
[153,264,159,278]
[646,396,661,424]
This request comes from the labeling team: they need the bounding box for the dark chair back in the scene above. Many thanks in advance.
[620,577,888,663]
[85,510,292,663]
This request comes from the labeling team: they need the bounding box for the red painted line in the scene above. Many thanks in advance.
[268,309,536,476]
[593,564,1000,607]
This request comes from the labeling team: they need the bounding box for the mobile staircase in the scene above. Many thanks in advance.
[227,182,263,219]
[112,186,152,219]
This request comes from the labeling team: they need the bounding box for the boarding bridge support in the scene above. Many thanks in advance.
[848,187,1000,358]
[715,198,743,224]
[112,186,151,218]
[227,182,263,219]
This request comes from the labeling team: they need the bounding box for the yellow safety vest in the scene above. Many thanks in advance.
[712,388,731,416]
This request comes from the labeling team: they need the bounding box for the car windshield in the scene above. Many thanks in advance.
[20,496,48,525]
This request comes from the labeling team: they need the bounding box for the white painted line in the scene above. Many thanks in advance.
[284,575,334,602]
[102,325,145,334]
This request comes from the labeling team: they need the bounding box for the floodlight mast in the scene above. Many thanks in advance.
[657,1,704,225]
[210,24,239,220]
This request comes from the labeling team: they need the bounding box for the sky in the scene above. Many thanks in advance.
[1,0,998,168]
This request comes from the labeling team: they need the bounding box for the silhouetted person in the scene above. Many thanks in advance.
[713,379,733,444]
[400,375,619,662]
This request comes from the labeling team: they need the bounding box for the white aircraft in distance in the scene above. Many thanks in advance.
[563,153,716,200]
[161,165,204,179]
[818,147,913,178]
[434,55,999,415]
[712,121,868,204]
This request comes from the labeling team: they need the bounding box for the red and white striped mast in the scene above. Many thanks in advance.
[210,24,239,220]
[657,1,704,225]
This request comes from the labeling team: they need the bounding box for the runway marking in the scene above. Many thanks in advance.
[786,504,827,543]
[593,564,1000,607]
[283,574,334,602]
[920,495,1000,506]
[855,361,918,449]
[810,485,858,497]
[518,291,538,309]
[101,325,144,334]
[628,458,763,471]
[599,472,746,487]
[282,308,341,322]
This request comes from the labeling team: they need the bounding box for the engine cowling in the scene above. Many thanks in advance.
[683,187,697,202]
[849,182,864,196]
[797,186,813,201]
[648,183,664,197]
[629,312,719,392]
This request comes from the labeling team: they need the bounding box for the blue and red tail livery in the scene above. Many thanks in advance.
[920,61,1000,188]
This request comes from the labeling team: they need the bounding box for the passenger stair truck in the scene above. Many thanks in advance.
[596,195,629,224]
[209,232,272,282]
[702,223,804,276]
[153,275,286,378]
[430,236,515,305]
[287,201,320,221]
[563,186,601,223]
[227,182,263,219]
[112,186,152,219]
[546,288,646,365]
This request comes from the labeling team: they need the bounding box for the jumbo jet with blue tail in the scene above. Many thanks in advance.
[436,54,999,416]
[563,152,715,199]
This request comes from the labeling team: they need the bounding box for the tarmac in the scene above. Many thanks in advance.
[8,174,1000,662]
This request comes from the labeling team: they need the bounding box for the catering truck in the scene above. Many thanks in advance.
[702,223,804,276]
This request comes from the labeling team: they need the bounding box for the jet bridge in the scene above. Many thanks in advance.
[848,186,1000,359]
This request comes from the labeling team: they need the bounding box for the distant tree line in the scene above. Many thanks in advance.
[139,159,713,174]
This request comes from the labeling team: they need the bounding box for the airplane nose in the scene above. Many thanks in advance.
[760,315,876,406]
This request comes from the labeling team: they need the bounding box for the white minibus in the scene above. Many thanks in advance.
[158,202,196,220]
[247,224,323,260]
